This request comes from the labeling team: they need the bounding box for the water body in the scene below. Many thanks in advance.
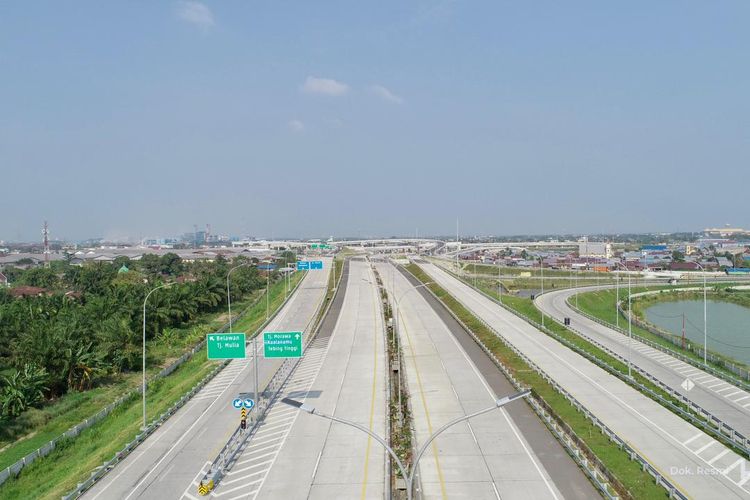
[644,300,750,365]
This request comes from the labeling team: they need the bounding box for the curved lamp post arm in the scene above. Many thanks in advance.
[281,398,412,499]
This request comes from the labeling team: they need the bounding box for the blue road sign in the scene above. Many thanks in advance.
[243,398,255,410]
[296,261,310,271]
[310,260,323,270]
[232,398,243,409]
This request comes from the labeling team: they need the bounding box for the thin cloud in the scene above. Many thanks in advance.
[368,84,403,104]
[301,77,349,96]
[288,119,305,132]
[176,1,215,30]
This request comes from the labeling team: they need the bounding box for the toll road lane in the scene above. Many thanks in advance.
[81,261,331,500]
[377,261,569,499]
[420,261,750,499]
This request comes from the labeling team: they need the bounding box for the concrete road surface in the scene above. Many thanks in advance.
[536,286,750,436]
[82,261,330,500]
[376,261,573,499]
[419,260,750,499]
[210,257,386,500]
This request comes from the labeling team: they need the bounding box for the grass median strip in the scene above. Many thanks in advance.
[405,264,667,499]
[0,274,302,500]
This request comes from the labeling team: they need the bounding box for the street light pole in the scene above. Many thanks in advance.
[540,256,545,327]
[142,282,173,430]
[614,262,632,378]
[691,262,708,366]
[282,389,531,500]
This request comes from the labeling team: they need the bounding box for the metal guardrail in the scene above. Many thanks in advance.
[0,289,272,490]
[567,300,750,448]
[197,261,345,494]
[58,274,306,500]
[445,272,750,456]
[400,267,627,500]
[420,264,691,500]
[614,298,750,384]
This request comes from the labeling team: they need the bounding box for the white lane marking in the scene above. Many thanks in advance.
[717,386,736,394]
[227,459,275,477]
[724,390,743,398]
[220,469,266,486]
[684,432,703,445]
[706,382,726,389]
[426,264,746,493]
[311,450,323,479]
[212,477,264,497]
[723,458,745,474]
[733,396,750,403]
[431,285,560,500]
[179,461,210,500]
[693,375,714,382]
[708,449,731,465]
[121,358,252,500]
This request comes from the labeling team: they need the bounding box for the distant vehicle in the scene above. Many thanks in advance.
[725,267,750,275]
[643,270,683,281]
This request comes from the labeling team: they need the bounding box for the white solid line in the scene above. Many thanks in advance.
[717,386,736,394]
[694,440,716,455]
[693,375,714,382]
[733,396,750,403]
[724,390,743,398]
[311,450,323,479]
[227,459,274,476]
[121,360,250,500]
[213,477,264,497]
[708,449,731,465]
[723,458,744,474]
[743,402,750,408]
[684,433,703,445]
[220,469,266,486]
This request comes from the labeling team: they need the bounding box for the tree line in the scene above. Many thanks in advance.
[0,252,280,423]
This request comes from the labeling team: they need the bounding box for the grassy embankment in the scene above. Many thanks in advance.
[576,287,750,375]
[0,289,265,471]
[405,264,667,499]
[0,272,303,500]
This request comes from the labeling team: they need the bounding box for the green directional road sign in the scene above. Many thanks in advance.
[207,333,246,359]
[263,331,303,358]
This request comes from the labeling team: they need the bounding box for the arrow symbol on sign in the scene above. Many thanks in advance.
[295,334,300,340]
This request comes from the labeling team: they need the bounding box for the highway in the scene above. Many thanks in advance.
[535,286,750,437]
[210,258,386,500]
[82,261,331,500]
[417,260,750,499]
[375,261,589,499]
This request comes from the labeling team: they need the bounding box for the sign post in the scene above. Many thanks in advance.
[207,333,246,360]
[263,331,303,358]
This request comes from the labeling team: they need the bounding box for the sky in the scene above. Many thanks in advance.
[1,1,749,242]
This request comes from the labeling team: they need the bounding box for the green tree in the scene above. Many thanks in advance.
[672,250,685,262]
[0,364,48,419]
[20,267,59,289]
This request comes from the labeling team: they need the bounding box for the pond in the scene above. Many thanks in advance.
[643,300,750,365]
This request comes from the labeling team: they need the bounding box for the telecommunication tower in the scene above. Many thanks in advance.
[42,221,50,268]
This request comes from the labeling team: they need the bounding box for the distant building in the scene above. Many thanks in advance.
[578,238,612,259]
[704,227,750,237]
[9,286,50,298]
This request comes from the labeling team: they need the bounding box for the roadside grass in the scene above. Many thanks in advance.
[406,264,667,499]
[575,287,750,378]
[0,275,298,500]
[0,290,262,471]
